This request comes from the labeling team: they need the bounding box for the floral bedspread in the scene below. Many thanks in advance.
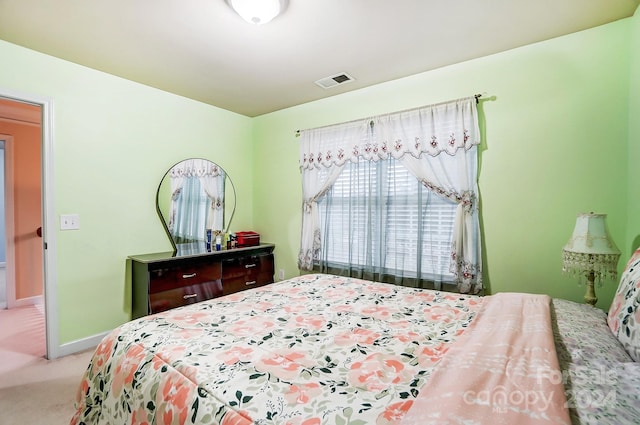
[551,299,640,425]
[71,274,483,424]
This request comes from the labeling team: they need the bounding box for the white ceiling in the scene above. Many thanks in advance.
[0,0,638,117]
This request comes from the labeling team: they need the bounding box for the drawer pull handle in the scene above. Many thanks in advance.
[183,294,198,299]
[182,273,197,279]
[245,281,257,286]
[245,263,257,269]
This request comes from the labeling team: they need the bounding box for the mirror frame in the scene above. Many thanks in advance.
[155,158,236,253]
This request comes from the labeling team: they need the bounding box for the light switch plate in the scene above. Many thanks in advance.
[60,214,80,230]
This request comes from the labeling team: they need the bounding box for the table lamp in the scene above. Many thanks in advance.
[562,213,620,305]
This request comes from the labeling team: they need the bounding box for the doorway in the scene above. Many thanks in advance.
[0,89,57,359]
[0,99,44,363]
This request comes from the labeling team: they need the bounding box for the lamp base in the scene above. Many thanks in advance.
[584,272,597,306]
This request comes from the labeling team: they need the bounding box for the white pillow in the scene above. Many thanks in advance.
[607,248,640,361]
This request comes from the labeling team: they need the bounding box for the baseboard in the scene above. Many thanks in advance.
[55,330,110,358]
[13,295,43,308]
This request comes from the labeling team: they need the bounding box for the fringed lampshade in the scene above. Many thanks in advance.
[562,213,620,305]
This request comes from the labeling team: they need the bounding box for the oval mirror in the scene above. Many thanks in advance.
[156,158,236,253]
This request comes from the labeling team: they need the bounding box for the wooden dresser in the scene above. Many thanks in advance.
[130,243,274,319]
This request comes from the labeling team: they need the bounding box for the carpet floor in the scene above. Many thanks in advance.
[0,305,94,425]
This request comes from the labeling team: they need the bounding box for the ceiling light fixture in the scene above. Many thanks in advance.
[226,0,288,25]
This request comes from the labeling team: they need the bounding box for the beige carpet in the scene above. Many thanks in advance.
[0,306,94,425]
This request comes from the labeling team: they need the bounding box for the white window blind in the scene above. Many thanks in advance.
[317,157,457,283]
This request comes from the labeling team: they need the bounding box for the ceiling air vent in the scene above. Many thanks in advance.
[314,72,355,89]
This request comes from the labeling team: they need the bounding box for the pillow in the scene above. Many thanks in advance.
[553,299,632,365]
[607,247,640,361]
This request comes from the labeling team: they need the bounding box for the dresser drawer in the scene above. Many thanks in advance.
[223,272,274,295]
[222,253,274,279]
[149,262,222,294]
[149,279,223,314]
[222,253,274,295]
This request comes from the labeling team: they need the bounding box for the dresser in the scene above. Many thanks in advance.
[130,243,275,319]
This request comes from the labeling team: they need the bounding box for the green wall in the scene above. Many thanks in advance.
[253,18,634,311]
[0,40,255,344]
[628,8,640,253]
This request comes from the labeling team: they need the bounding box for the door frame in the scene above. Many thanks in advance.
[1,135,17,309]
[0,88,58,359]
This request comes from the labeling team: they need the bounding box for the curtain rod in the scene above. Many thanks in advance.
[294,93,485,137]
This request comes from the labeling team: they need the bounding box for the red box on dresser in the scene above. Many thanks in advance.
[236,231,260,247]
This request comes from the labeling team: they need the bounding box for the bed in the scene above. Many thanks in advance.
[70,251,640,425]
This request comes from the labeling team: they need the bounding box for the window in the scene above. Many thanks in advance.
[298,96,482,293]
[316,158,457,287]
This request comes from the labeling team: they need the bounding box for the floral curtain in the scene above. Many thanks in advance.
[198,169,225,233]
[297,120,369,269]
[298,96,482,293]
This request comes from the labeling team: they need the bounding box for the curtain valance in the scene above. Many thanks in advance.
[169,158,223,178]
[299,97,480,170]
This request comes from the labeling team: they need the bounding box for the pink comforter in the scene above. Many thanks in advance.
[403,292,570,424]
